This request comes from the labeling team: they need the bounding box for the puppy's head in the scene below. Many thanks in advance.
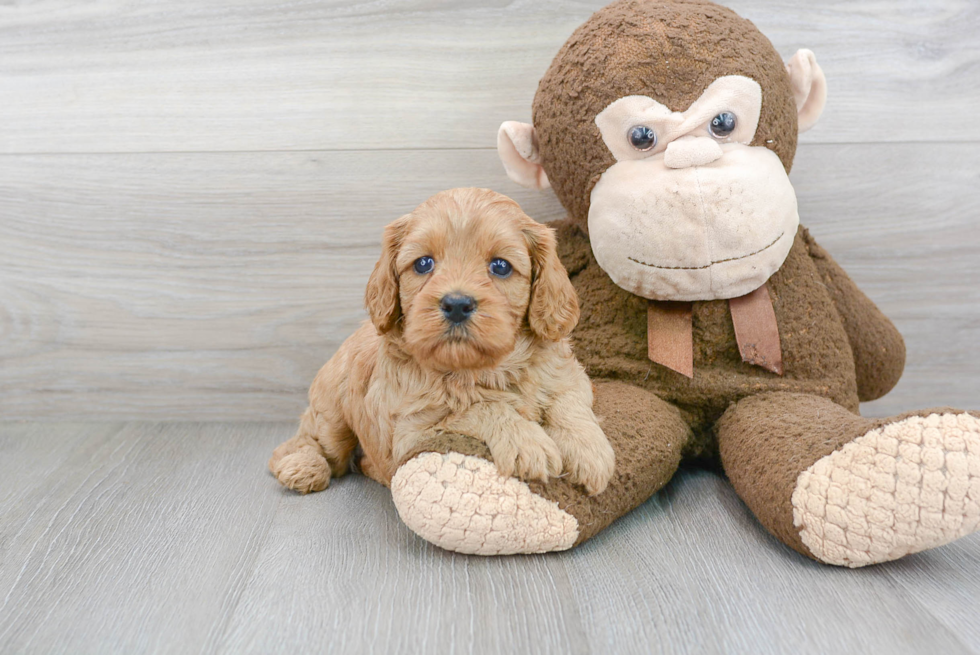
[365,188,579,371]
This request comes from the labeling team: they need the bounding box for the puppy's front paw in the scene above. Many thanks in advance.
[552,422,616,496]
[489,422,563,484]
[271,450,330,494]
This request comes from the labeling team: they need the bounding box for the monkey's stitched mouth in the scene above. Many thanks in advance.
[627,231,784,270]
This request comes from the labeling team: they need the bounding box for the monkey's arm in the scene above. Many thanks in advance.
[802,228,906,401]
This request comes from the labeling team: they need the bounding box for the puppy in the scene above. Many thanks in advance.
[269,188,615,496]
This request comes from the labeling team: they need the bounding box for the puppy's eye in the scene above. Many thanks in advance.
[489,258,512,278]
[628,125,657,151]
[708,112,737,139]
[413,256,434,275]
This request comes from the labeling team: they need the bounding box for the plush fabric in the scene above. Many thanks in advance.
[715,392,877,558]
[804,231,907,401]
[385,0,976,565]
[532,0,799,231]
[588,145,799,300]
[593,75,763,162]
[391,451,580,555]
[559,222,862,430]
[497,121,551,190]
[718,395,980,565]
[793,411,980,567]
[394,380,690,547]
[785,49,827,132]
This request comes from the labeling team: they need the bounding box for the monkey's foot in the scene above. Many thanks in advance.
[390,452,579,555]
[792,412,980,567]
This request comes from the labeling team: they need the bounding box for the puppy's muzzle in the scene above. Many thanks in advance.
[440,293,477,325]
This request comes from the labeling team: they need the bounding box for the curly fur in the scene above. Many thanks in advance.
[269,188,615,496]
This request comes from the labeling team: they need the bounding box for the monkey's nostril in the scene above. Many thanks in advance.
[440,294,477,324]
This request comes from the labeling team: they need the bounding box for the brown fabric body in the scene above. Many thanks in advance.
[401,380,690,545]
[396,221,911,550]
[396,0,915,554]
[804,232,906,401]
[395,220,909,550]
[715,393,872,557]
[558,219,872,456]
[717,395,978,559]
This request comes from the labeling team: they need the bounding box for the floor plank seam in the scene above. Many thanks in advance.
[1,139,979,157]
[879,555,980,655]
[204,488,284,655]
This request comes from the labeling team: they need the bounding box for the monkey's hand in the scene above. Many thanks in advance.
[804,228,906,401]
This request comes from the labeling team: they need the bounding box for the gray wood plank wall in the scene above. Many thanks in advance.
[1,0,978,420]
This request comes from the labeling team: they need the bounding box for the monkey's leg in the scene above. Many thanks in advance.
[717,392,980,567]
[389,380,692,555]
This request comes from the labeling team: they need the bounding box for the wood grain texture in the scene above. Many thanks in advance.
[218,472,589,655]
[1,422,978,654]
[882,537,980,650]
[564,468,980,654]
[0,422,284,654]
[2,2,978,652]
[2,144,977,420]
[790,143,980,418]
[0,0,978,153]
[0,149,567,420]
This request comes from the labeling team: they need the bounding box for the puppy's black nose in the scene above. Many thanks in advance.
[440,294,477,324]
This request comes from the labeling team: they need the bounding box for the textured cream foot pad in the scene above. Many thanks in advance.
[390,452,579,555]
[793,413,980,567]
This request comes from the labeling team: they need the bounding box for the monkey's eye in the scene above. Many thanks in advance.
[489,258,512,278]
[708,112,737,139]
[413,256,434,274]
[628,125,657,151]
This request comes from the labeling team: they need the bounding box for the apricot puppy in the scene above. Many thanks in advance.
[269,188,615,496]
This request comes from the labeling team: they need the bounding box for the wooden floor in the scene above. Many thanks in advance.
[1,421,978,654]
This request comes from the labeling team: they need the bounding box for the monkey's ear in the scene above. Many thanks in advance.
[497,121,551,190]
[365,214,412,334]
[785,49,827,133]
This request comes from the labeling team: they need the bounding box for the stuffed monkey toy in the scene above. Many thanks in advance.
[390,0,980,566]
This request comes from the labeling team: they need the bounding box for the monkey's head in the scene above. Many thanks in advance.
[498,0,827,301]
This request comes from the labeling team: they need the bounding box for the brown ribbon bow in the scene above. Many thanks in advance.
[647,282,783,378]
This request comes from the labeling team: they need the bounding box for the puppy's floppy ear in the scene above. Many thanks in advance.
[524,220,579,341]
[365,214,412,334]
